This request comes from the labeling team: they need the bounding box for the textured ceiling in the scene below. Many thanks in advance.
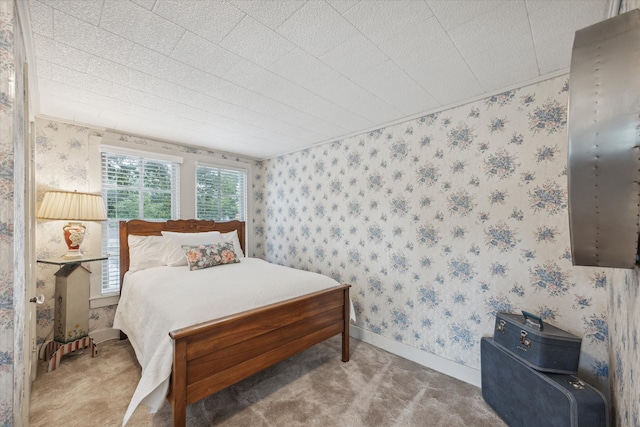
[28,0,612,159]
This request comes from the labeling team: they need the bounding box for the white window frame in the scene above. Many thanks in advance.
[98,145,182,300]
[195,162,248,221]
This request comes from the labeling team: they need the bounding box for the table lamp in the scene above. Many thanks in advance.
[37,190,107,258]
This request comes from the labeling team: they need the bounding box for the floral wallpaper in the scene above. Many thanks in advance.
[608,268,640,426]
[35,119,107,346]
[0,3,15,424]
[252,75,633,401]
[0,0,26,425]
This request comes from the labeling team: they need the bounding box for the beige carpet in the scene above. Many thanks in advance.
[29,336,506,426]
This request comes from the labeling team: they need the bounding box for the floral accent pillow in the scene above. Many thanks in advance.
[181,242,240,271]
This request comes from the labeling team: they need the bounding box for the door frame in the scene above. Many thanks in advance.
[23,118,36,422]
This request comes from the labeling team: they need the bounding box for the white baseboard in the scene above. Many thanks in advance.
[90,328,121,344]
[350,325,481,388]
[90,327,481,385]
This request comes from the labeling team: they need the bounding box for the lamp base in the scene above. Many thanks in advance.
[62,251,83,259]
[63,222,86,259]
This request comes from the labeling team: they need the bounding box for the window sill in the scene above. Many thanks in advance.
[90,293,120,309]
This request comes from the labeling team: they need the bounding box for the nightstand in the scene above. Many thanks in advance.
[37,254,108,372]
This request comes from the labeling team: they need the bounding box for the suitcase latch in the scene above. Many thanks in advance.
[520,330,531,347]
[567,379,585,390]
[497,320,506,333]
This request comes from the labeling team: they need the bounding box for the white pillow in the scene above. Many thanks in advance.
[221,230,245,257]
[128,235,168,272]
[161,231,223,266]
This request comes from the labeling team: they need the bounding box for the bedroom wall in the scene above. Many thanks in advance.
[34,117,256,347]
[253,74,634,398]
[34,119,107,346]
[0,0,27,425]
[608,268,640,425]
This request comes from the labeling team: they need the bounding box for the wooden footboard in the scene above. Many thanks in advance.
[167,284,351,427]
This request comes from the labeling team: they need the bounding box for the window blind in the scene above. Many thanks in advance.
[195,164,246,221]
[101,152,180,294]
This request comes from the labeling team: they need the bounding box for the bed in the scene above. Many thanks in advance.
[114,219,352,427]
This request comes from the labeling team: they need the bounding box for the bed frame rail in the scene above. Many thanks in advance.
[168,284,351,427]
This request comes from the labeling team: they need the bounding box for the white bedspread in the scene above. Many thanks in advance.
[113,257,353,426]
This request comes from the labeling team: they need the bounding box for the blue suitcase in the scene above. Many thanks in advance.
[494,311,582,374]
[481,338,608,427]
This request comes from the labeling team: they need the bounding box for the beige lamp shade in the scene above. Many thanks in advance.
[37,190,107,221]
[38,190,107,258]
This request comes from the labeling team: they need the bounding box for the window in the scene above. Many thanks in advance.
[196,164,247,221]
[101,151,181,294]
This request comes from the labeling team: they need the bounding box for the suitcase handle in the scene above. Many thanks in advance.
[522,310,544,330]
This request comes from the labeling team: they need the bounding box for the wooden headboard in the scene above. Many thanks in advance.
[119,219,246,289]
